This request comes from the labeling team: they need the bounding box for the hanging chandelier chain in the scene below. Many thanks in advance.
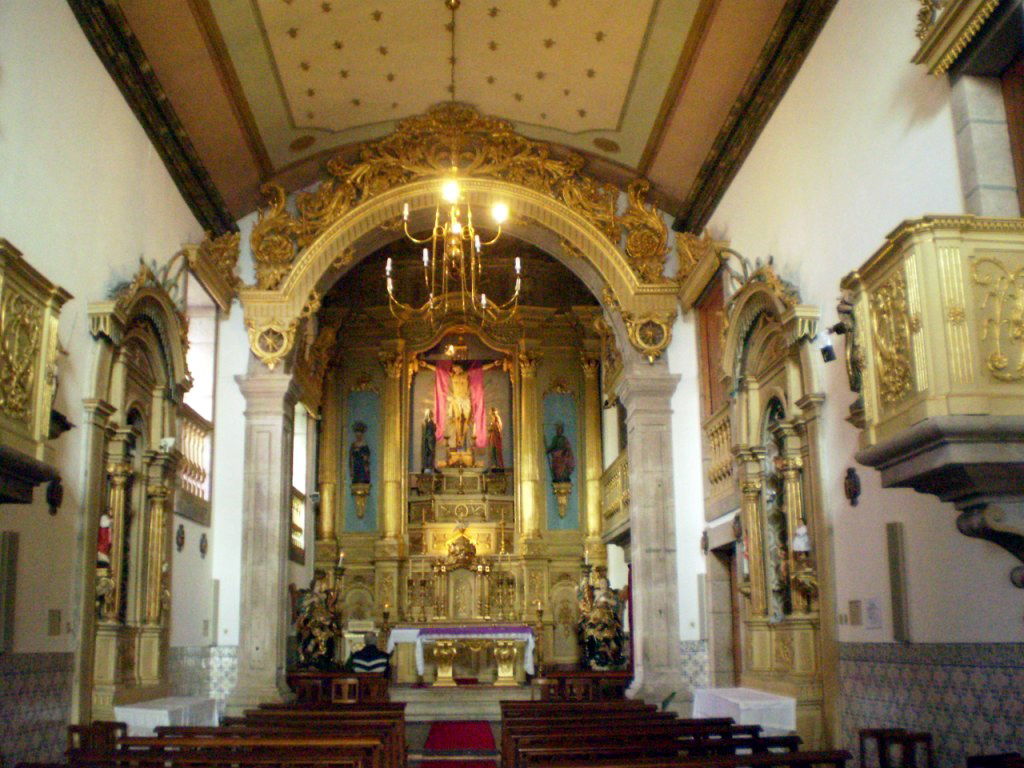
[384,0,520,329]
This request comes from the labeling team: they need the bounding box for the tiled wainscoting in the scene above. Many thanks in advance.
[839,643,1024,768]
[166,645,238,704]
[680,639,710,694]
[0,652,74,767]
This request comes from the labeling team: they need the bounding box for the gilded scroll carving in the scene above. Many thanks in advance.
[870,270,914,405]
[247,104,670,292]
[0,290,42,422]
[971,255,1024,382]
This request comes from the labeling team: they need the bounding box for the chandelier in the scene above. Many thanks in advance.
[384,0,522,326]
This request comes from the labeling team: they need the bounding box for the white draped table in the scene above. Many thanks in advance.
[692,687,796,732]
[386,625,535,684]
[114,696,217,736]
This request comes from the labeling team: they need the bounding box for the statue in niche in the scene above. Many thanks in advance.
[421,409,436,473]
[97,511,113,568]
[577,569,625,670]
[546,422,576,482]
[349,422,371,484]
[762,409,792,621]
[291,570,342,670]
[420,358,502,459]
[487,407,504,470]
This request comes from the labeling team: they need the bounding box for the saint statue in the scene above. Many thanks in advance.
[290,570,342,670]
[97,511,113,568]
[546,422,576,482]
[577,570,626,670]
[421,409,436,473]
[349,422,371,484]
[420,358,503,454]
[487,407,504,470]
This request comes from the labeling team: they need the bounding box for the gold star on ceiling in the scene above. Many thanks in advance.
[586,68,596,78]
[488,40,498,51]
[306,111,314,119]
[486,75,495,84]
[333,40,343,50]
[386,73,395,82]
[549,0,559,6]
[378,45,388,55]
[306,88,315,97]
[595,31,606,42]
[340,69,349,78]
[392,102,398,109]
[514,93,523,101]
[563,88,570,95]
[352,98,361,106]
[287,27,298,38]
[488,7,499,17]
[300,61,310,71]
[321,2,331,11]
[543,38,555,48]
[540,112,547,119]
[578,108,587,117]
[536,71,545,80]
[371,10,382,21]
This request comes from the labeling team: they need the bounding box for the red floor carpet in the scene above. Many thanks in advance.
[423,720,496,751]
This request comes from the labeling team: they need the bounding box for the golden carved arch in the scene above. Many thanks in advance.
[232,105,680,370]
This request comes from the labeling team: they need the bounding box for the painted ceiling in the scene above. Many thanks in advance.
[109,0,825,226]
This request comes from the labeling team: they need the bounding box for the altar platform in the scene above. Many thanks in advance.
[391,681,536,721]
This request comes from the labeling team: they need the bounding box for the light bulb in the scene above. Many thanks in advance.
[475,235,481,251]
[481,293,488,308]
[491,202,509,223]
[451,220,462,235]
[422,248,429,266]
[386,276,393,291]
[402,202,409,221]
[514,256,521,274]
[442,178,460,203]
[386,257,392,276]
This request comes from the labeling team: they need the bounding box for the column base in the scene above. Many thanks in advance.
[226,678,291,715]
[627,670,688,710]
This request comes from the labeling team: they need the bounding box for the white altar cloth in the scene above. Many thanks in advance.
[692,687,796,732]
[114,696,217,736]
[386,626,535,675]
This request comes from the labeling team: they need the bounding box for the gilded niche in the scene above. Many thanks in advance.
[0,288,42,423]
[247,103,672,290]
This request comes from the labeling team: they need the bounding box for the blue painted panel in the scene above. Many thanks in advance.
[543,392,579,530]
[344,390,380,532]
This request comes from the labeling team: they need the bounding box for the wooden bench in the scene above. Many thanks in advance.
[523,748,853,768]
[106,735,386,768]
[537,670,633,701]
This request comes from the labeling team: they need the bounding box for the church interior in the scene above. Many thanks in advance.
[1,1,1023,767]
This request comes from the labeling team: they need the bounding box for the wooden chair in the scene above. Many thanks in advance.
[859,728,934,768]
[330,676,359,704]
[294,676,324,705]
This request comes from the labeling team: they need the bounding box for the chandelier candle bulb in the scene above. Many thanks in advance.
[386,257,392,276]
[492,201,509,223]
[422,248,429,266]
[442,178,460,203]
[515,256,521,274]
[475,234,481,251]
[403,202,409,221]
[481,293,487,308]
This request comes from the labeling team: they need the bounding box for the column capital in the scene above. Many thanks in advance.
[378,351,404,379]
[617,371,680,413]
[518,353,539,377]
[581,355,600,378]
[236,370,297,414]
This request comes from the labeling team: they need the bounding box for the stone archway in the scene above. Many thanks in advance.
[226,105,688,707]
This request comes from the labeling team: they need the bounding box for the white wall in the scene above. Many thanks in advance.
[705,0,1022,643]
[0,0,202,652]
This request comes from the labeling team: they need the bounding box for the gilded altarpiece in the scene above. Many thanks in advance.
[313,289,603,680]
[720,265,833,745]
[79,266,192,720]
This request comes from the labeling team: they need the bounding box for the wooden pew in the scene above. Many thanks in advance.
[522,748,853,768]
[106,735,385,768]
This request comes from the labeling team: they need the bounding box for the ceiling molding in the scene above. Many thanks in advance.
[66,0,236,235]
[671,0,839,234]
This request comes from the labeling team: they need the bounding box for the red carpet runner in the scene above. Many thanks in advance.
[419,720,497,768]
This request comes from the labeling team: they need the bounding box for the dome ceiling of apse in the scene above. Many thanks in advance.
[321,236,599,312]
[105,0,809,223]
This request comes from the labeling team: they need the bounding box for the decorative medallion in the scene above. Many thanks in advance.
[175,524,185,552]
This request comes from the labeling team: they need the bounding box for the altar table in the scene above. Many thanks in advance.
[387,625,535,686]
[692,687,796,732]
[114,696,217,736]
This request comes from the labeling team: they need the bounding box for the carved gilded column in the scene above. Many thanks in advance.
[581,356,605,563]
[137,451,175,689]
[736,449,766,617]
[379,351,404,543]
[518,353,542,541]
[618,369,684,702]
[228,366,296,712]
[316,373,340,565]
[100,438,133,624]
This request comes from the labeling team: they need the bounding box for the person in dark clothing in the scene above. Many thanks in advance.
[348,631,390,674]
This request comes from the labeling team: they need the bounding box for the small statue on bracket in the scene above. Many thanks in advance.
[290,569,343,670]
[577,566,626,670]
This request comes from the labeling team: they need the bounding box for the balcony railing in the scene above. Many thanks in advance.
[176,403,212,524]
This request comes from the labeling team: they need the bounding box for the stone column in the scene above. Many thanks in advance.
[581,355,605,564]
[618,369,684,703]
[228,366,296,711]
[316,374,339,564]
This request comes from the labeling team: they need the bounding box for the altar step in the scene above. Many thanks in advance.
[392,683,537,721]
